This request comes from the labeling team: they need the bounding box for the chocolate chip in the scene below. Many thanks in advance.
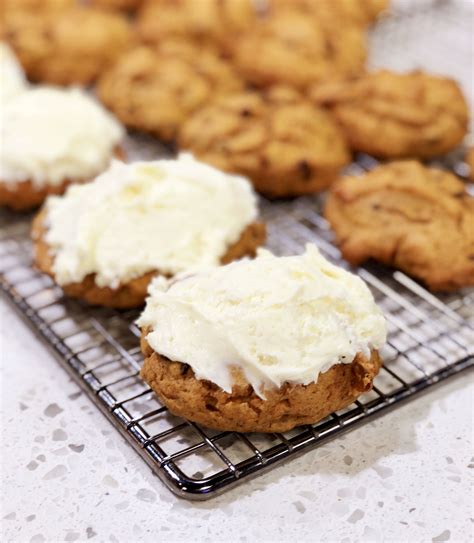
[298,160,312,180]
[240,108,252,117]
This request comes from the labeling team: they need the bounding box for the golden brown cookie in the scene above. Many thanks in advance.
[325,161,474,292]
[32,210,266,308]
[230,9,366,91]
[266,0,388,27]
[3,6,132,85]
[0,148,125,212]
[178,88,351,198]
[140,330,382,433]
[98,41,244,141]
[136,0,260,52]
[311,70,468,159]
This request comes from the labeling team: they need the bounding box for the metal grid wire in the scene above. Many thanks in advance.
[1,0,473,499]
[1,174,473,498]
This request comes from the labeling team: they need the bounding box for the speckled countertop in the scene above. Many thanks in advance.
[1,296,473,543]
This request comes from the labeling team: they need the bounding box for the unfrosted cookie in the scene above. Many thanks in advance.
[32,155,266,308]
[178,88,351,198]
[98,41,244,141]
[0,87,124,211]
[138,244,386,432]
[311,70,468,159]
[230,9,366,91]
[325,161,474,292]
[136,0,259,52]
[4,6,132,85]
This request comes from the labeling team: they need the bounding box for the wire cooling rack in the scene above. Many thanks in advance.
[1,167,473,498]
[1,0,473,499]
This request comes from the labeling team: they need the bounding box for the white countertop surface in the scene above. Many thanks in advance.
[1,296,473,543]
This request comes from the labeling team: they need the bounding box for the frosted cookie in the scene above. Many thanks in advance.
[230,9,366,91]
[98,41,244,141]
[136,0,259,52]
[0,42,28,103]
[178,88,351,198]
[4,6,131,85]
[311,70,468,159]
[0,87,124,211]
[325,161,474,292]
[32,155,266,308]
[138,244,386,433]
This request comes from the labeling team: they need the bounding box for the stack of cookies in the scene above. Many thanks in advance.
[1,0,472,433]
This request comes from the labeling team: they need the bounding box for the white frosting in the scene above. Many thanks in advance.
[138,244,387,398]
[44,154,259,287]
[0,43,28,103]
[0,87,124,187]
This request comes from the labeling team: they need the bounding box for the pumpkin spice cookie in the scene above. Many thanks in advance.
[138,244,386,433]
[32,155,266,308]
[136,0,260,52]
[325,161,474,292]
[3,6,132,85]
[311,70,468,159]
[178,88,351,198]
[230,9,366,91]
[98,41,244,142]
[0,87,124,211]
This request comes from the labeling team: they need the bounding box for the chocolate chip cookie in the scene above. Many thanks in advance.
[4,6,132,85]
[311,70,468,159]
[231,9,366,91]
[178,88,351,197]
[98,41,244,141]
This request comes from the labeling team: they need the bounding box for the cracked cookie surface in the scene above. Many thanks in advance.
[311,70,468,159]
[178,88,351,197]
[98,41,244,141]
[325,161,474,292]
[140,330,382,433]
[3,6,131,85]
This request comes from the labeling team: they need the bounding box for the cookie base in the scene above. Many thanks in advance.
[0,147,125,212]
[140,330,382,433]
